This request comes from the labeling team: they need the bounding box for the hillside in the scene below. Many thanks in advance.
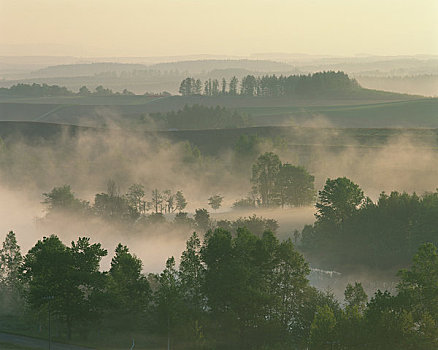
[1,121,437,156]
[0,93,434,128]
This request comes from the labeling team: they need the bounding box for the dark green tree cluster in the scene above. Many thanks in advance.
[43,183,188,223]
[0,83,74,97]
[0,231,23,314]
[216,214,279,236]
[41,184,281,236]
[77,85,135,96]
[179,71,359,97]
[309,244,438,349]
[149,104,249,130]
[0,83,138,97]
[250,152,315,207]
[301,177,438,271]
[2,229,436,349]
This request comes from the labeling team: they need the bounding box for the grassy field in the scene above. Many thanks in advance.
[1,121,437,156]
[0,92,436,129]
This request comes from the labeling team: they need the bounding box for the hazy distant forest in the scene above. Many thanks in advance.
[0,55,438,350]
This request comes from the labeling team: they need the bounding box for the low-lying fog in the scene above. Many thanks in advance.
[1,125,437,288]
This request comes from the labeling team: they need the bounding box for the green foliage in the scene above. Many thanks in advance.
[251,152,282,207]
[232,197,256,209]
[274,164,315,207]
[315,177,366,225]
[251,152,315,208]
[173,212,194,227]
[149,104,249,130]
[194,209,210,232]
[94,192,136,221]
[397,243,438,320]
[0,83,74,97]
[344,282,368,311]
[154,257,182,337]
[179,71,359,97]
[0,231,23,289]
[106,244,151,331]
[175,190,188,212]
[201,228,310,348]
[3,230,438,348]
[309,305,337,349]
[307,244,438,349]
[42,185,90,215]
[217,214,279,236]
[0,231,24,315]
[125,183,146,214]
[208,194,223,211]
[178,233,206,345]
[233,134,262,160]
[180,141,202,163]
[302,185,438,271]
[22,235,107,339]
[0,83,136,97]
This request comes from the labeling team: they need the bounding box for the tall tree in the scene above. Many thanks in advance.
[221,78,227,95]
[154,257,182,348]
[208,194,223,211]
[397,242,438,320]
[240,75,258,96]
[274,164,315,207]
[125,184,146,214]
[163,190,175,213]
[194,209,210,232]
[151,189,163,214]
[211,79,220,96]
[43,185,89,214]
[179,233,206,344]
[175,190,187,212]
[229,76,238,96]
[0,231,23,289]
[194,79,202,95]
[315,177,366,225]
[107,244,151,330]
[344,282,367,311]
[251,152,282,206]
[23,235,107,339]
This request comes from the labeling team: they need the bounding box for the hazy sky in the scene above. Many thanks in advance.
[0,0,437,57]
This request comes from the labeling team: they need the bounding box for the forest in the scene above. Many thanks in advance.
[0,83,169,98]
[179,71,360,97]
[147,105,250,130]
[300,177,438,272]
[1,229,437,349]
[1,149,438,348]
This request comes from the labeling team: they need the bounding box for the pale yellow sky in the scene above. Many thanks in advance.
[0,0,437,57]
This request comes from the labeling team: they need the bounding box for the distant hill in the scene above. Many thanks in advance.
[149,59,295,73]
[31,62,148,77]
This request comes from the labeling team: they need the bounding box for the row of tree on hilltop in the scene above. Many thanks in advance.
[0,83,170,97]
[179,71,360,97]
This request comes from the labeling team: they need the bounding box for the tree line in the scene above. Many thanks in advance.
[147,104,249,130]
[299,177,438,272]
[1,229,437,349]
[0,83,170,97]
[179,71,360,97]
[43,152,315,226]
[42,182,279,235]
